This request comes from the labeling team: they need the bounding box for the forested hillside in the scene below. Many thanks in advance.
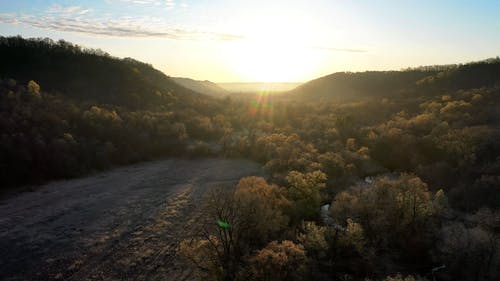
[172,77,229,97]
[291,58,500,101]
[0,36,233,186]
[176,59,500,281]
[1,36,499,281]
[0,36,212,109]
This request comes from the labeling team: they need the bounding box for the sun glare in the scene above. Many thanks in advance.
[221,11,323,82]
[224,41,312,82]
[248,91,274,117]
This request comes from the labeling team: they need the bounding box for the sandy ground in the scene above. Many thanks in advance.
[0,158,263,281]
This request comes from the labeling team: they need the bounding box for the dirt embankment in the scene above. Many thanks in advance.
[0,158,263,281]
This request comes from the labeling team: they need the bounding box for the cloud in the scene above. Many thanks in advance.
[46,4,89,14]
[311,46,367,53]
[109,0,161,5]
[0,4,242,41]
[0,13,19,24]
[107,0,174,7]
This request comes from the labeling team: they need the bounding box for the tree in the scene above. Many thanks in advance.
[437,208,500,281]
[177,238,221,281]
[255,133,319,175]
[179,179,291,281]
[234,177,290,244]
[243,240,306,281]
[318,151,346,178]
[338,219,367,256]
[27,80,40,98]
[297,221,329,259]
[286,170,327,221]
[331,174,446,257]
[177,188,243,281]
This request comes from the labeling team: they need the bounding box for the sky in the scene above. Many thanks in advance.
[0,0,499,82]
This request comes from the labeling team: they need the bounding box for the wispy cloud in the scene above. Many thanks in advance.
[106,0,178,8]
[311,46,367,53]
[0,4,242,41]
[111,0,164,5]
[46,4,92,15]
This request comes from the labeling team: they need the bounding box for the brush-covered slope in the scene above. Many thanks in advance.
[290,71,432,100]
[0,36,212,109]
[414,58,500,91]
[0,36,230,187]
[172,77,229,97]
[290,58,500,100]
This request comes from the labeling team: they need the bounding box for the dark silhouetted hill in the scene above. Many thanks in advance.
[0,36,229,187]
[0,36,213,110]
[172,77,229,97]
[290,58,500,100]
[415,58,500,92]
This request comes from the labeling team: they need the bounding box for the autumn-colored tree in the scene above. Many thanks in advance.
[27,80,40,98]
[243,240,307,281]
[297,221,329,259]
[177,237,222,281]
[178,188,243,281]
[286,170,327,221]
[234,176,290,244]
[179,178,292,281]
[255,133,320,175]
[337,218,367,256]
[331,174,446,255]
[318,151,346,178]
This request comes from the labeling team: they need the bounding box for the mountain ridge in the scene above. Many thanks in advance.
[289,57,500,100]
[0,36,215,110]
[171,77,229,97]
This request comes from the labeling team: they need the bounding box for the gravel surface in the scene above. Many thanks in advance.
[0,158,263,281]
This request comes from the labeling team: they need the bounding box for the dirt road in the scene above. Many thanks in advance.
[0,158,263,281]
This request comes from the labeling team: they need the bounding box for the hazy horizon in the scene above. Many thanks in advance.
[217,81,302,92]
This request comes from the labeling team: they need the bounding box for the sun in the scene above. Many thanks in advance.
[223,37,323,82]
[224,43,283,82]
[220,13,323,82]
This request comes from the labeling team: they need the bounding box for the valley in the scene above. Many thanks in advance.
[0,158,262,281]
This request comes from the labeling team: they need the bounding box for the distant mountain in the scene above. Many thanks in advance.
[0,36,214,110]
[172,77,229,97]
[218,82,302,93]
[290,58,500,100]
[289,71,434,101]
